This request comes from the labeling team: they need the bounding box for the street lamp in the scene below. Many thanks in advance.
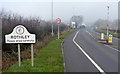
[106,4,109,39]
[51,0,54,36]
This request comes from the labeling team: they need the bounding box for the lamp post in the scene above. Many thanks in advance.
[107,4,109,39]
[51,0,54,36]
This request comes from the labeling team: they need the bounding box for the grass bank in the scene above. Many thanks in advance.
[4,30,74,72]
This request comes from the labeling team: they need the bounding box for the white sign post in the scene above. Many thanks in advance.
[31,44,34,66]
[58,24,60,39]
[5,25,36,67]
[18,44,21,66]
[56,18,61,40]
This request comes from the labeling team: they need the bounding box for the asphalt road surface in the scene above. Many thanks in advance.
[63,29,118,73]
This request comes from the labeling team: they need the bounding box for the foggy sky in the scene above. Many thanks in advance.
[0,2,118,24]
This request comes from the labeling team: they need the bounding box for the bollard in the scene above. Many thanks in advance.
[108,34,112,44]
[100,33,104,40]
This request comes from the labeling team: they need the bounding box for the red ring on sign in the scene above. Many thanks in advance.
[56,18,61,24]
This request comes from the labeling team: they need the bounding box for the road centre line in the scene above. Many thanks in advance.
[86,30,96,40]
[73,30,105,74]
[104,44,120,52]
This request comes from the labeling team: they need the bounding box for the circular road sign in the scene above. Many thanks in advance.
[56,18,61,24]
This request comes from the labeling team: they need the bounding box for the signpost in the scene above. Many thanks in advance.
[56,18,61,40]
[18,44,21,66]
[5,25,36,67]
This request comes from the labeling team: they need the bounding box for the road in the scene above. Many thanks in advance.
[63,29,118,73]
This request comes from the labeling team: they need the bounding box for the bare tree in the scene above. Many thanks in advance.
[70,15,83,28]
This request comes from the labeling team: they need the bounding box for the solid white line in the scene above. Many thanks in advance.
[104,44,120,52]
[86,31,96,40]
[73,31,105,74]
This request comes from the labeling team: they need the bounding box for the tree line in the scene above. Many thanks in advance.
[1,10,68,52]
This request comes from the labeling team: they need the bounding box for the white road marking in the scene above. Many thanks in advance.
[113,37,120,40]
[104,44,120,52]
[86,30,96,40]
[73,31,105,74]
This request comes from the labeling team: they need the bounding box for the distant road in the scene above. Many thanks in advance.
[63,29,118,73]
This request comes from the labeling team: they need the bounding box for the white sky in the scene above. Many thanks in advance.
[0,0,119,24]
[0,0,119,2]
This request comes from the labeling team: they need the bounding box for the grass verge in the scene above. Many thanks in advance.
[4,30,74,72]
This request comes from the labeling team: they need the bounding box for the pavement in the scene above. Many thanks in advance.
[63,29,118,73]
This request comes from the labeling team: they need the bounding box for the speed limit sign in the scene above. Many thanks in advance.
[56,18,61,24]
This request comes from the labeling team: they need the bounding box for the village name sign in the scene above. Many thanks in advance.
[5,25,35,43]
[5,25,36,67]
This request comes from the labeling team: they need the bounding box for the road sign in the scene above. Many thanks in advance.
[71,22,75,28]
[56,18,61,39]
[5,25,36,43]
[72,22,75,25]
[5,25,36,67]
[56,18,61,24]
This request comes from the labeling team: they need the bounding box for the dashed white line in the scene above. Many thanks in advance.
[73,31,105,74]
[104,44,120,52]
[113,37,120,41]
[86,30,96,40]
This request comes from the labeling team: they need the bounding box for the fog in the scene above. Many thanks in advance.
[0,2,118,24]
